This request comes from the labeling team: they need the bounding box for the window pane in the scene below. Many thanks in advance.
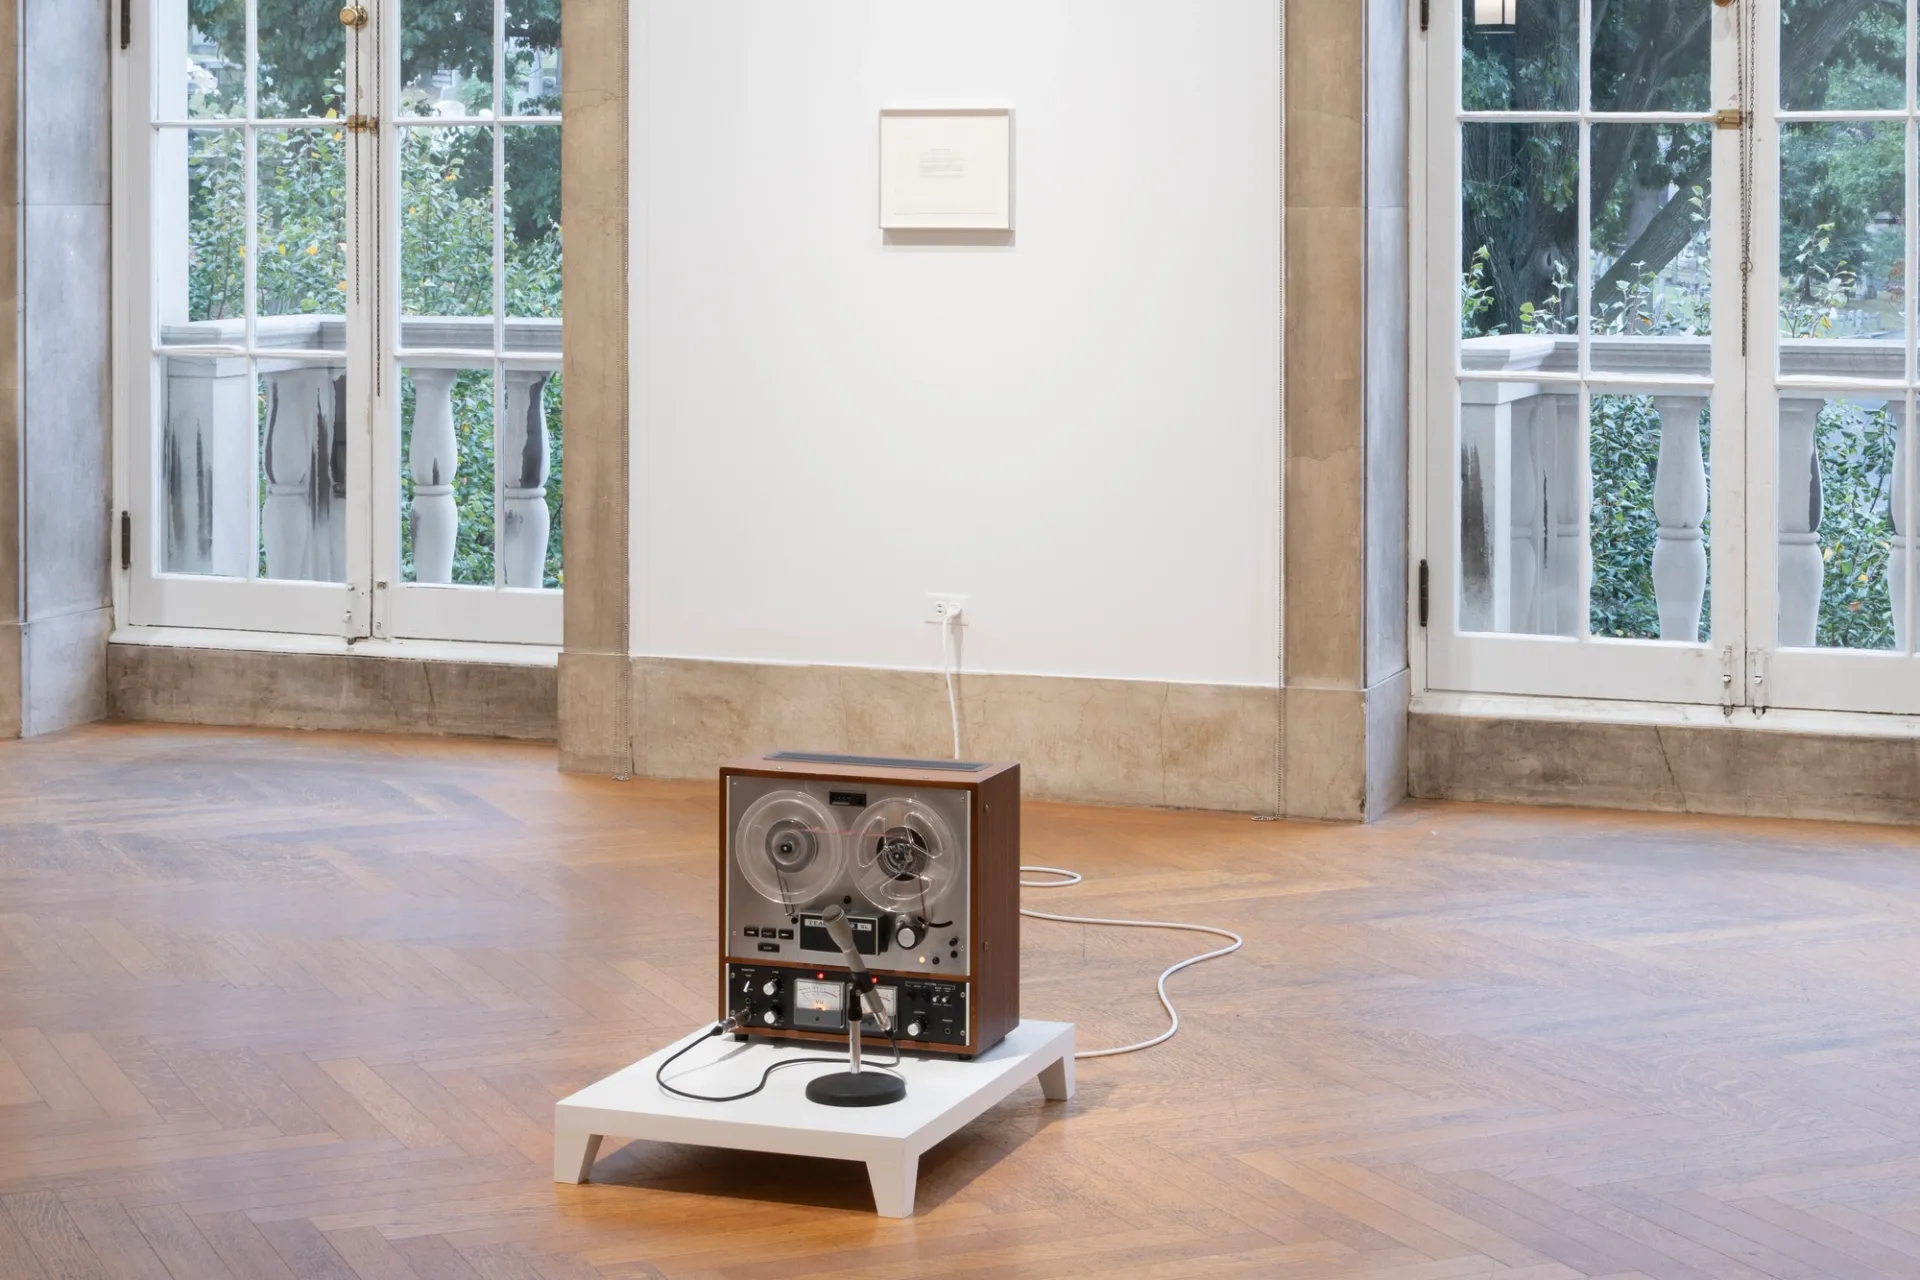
[181,0,245,118]
[402,126,496,341]
[1461,0,1577,112]
[1779,122,1906,346]
[1589,122,1711,375]
[1591,0,1710,113]
[505,125,560,321]
[539,371,563,589]
[401,0,495,118]
[1777,395,1903,650]
[256,128,346,347]
[1458,381,1582,636]
[507,0,562,114]
[1462,123,1578,342]
[258,362,349,583]
[1781,0,1906,112]
[1590,391,1711,642]
[160,353,254,576]
[401,366,495,586]
[178,129,247,326]
[256,1,344,118]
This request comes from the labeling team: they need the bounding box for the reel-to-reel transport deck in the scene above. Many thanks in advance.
[720,751,1020,1058]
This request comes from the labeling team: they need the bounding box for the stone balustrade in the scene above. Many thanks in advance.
[159,315,560,587]
[1460,334,1910,645]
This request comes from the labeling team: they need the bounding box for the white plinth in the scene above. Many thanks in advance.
[554,1019,1075,1218]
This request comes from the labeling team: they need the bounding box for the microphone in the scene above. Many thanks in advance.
[819,904,891,1033]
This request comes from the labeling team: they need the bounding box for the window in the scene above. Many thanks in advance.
[118,0,563,644]
[1419,0,1918,714]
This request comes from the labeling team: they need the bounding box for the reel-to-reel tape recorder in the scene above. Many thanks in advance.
[719,751,1020,1058]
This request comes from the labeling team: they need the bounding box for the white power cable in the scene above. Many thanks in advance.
[1018,865,1244,1059]
[933,620,1244,1060]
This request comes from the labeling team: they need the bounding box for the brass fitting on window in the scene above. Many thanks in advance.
[340,6,368,29]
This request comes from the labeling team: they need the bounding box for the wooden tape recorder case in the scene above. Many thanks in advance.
[718,751,1020,1057]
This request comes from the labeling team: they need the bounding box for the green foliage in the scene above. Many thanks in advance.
[1814,403,1897,650]
[1587,397,1712,642]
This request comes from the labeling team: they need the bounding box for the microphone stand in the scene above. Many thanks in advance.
[805,905,908,1107]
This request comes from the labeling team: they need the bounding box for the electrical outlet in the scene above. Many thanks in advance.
[925,595,968,624]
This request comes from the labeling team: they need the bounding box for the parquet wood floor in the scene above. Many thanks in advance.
[3,723,1920,1278]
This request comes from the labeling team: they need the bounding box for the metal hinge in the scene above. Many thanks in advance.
[1419,0,1429,33]
[1748,649,1769,716]
[1720,644,1735,714]
[119,510,130,572]
[119,0,130,51]
[1713,108,1744,130]
[1418,559,1430,627]
[345,115,379,134]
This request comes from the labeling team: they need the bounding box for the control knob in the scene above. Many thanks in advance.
[896,920,919,950]
[761,978,779,996]
[905,1020,922,1038]
[761,1009,778,1026]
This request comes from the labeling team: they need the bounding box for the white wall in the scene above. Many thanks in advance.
[632,1,1282,686]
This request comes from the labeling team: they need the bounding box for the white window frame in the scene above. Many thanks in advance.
[110,0,563,648]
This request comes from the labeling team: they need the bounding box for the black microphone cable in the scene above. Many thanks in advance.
[655,1017,903,1103]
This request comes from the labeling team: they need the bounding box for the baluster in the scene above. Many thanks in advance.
[1548,391,1582,636]
[1458,380,1520,631]
[1890,402,1910,653]
[1776,397,1825,648]
[260,365,345,583]
[1510,396,1546,633]
[499,368,553,589]
[1650,394,1709,642]
[407,368,459,584]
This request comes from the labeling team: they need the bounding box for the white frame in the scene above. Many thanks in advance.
[111,0,564,646]
[878,108,1013,231]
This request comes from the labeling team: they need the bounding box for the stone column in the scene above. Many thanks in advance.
[1283,0,1410,819]
[1,0,113,737]
[499,369,553,589]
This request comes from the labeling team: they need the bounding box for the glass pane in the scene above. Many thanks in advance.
[1777,395,1902,650]
[1458,381,1582,636]
[159,353,254,576]
[1779,122,1906,350]
[256,0,344,118]
[505,125,561,320]
[258,362,349,583]
[183,128,247,327]
[1589,122,1711,375]
[256,128,347,347]
[180,0,245,118]
[1590,391,1712,642]
[400,366,495,587]
[507,0,562,114]
[1461,0,1577,112]
[1461,123,1578,378]
[1781,0,1906,112]
[1591,0,1710,113]
[402,126,496,345]
[401,0,495,118]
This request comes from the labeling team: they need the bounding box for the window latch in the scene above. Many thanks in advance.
[345,115,378,134]
[339,6,369,29]
[1713,108,1744,130]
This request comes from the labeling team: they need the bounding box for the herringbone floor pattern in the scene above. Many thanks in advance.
[2,723,1919,1277]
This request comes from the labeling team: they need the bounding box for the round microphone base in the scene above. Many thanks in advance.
[805,1071,907,1107]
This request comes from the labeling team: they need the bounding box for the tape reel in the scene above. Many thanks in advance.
[734,789,847,908]
[850,796,959,918]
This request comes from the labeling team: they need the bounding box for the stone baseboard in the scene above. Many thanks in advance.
[1411,709,1920,825]
[109,643,557,741]
[557,655,1287,813]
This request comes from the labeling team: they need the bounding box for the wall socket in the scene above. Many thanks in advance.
[925,595,968,624]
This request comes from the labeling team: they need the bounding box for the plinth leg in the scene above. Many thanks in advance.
[867,1149,920,1218]
[1039,1049,1075,1101]
[554,1129,604,1184]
